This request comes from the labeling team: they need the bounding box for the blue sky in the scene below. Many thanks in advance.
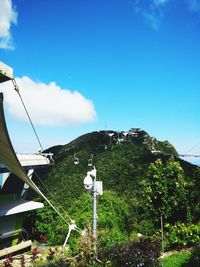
[0,0,200,158]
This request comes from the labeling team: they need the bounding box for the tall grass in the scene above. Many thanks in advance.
[161,252,191,267]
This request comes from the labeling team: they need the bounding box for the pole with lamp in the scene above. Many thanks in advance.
[83,166,103,265]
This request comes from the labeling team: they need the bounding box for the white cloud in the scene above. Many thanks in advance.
[0,0,17,49]
[143,12,160,30]
[0,77,96,126]
[132,0,168,30]
[131,0,200,30]
[132,0,200,30]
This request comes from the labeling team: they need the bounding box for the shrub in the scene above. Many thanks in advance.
[165,222,200,250]
[101,237,161,267]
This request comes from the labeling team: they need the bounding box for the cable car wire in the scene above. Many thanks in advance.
[186,141,200,154]
[12,78,44,152]
[34,170,73,223]
[11,78,82,241]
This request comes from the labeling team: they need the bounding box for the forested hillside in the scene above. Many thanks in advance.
[28,129,200,255]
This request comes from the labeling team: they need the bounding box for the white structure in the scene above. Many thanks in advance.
[0,61,13,82]
[0,61,53,251]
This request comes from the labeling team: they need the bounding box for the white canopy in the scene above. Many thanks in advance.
[0,93,43,196]
[0,198,44,217]
[0,93,69,226]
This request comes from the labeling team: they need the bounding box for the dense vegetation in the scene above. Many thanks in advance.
[25,129,200,265]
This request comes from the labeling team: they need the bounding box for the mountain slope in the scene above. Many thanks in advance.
[29,129,200,248]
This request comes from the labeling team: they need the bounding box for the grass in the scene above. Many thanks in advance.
[161,251,191,267]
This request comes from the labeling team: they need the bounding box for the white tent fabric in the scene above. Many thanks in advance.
[0,92,69,225]
[0,93,42,196]
[0,199,44,216]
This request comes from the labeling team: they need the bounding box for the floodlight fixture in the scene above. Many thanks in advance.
[0,61,14,83]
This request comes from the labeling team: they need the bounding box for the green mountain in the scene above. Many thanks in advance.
[29,129,200,249]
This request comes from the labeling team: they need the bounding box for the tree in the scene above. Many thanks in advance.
[142,157,191,224]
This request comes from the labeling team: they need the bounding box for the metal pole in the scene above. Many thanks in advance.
[161,213,164,253]
[92,168,97,265]
[63,227,72,247]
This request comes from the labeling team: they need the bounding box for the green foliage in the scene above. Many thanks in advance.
[32,246,73,267]
[187,168,200,222]
[161,252,191,267]
[34,190,132,250]
[101,237,161,267]
[164,222,200,250]
[142,157,192,224]
[156,141,178,156]
[31,130,200,256]
[68,190,131,249]
[75,224,95,267]
[98,191,131,247]
[134,220,155,237]
[35,206,68,245]
[96,141,150,197]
